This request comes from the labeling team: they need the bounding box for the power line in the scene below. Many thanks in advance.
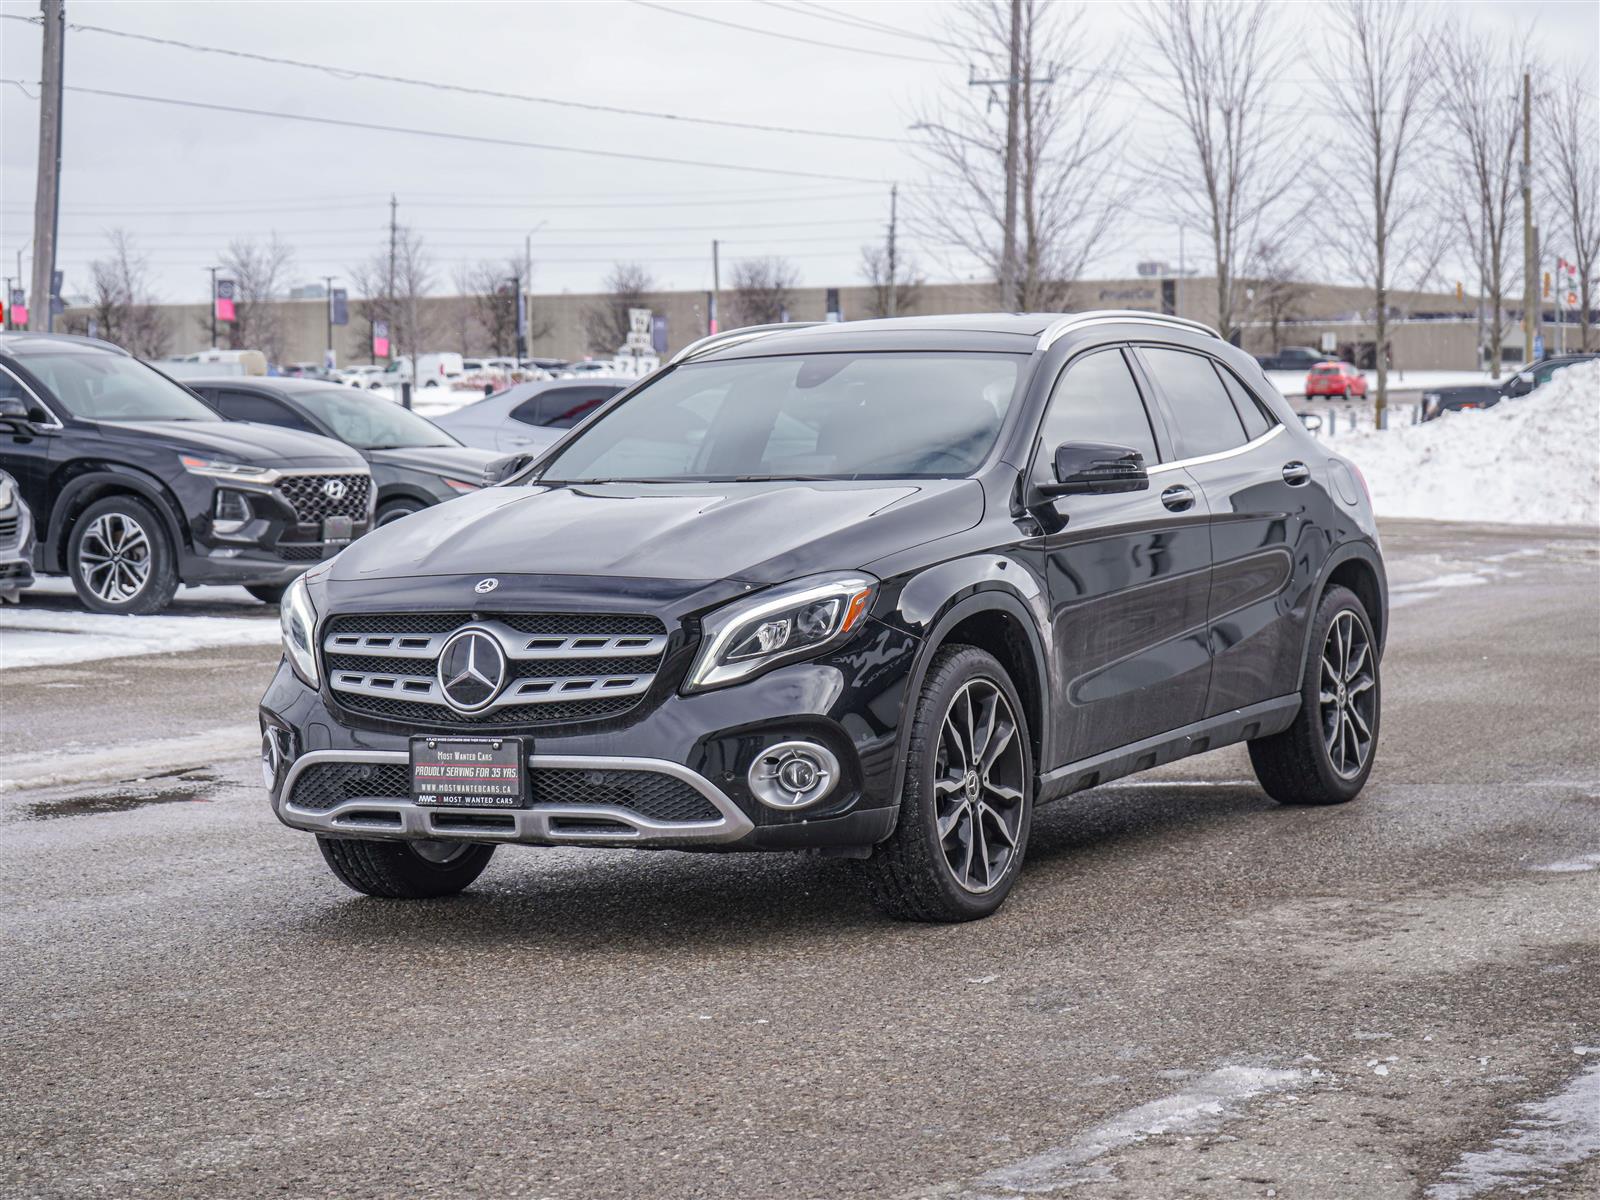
[758,1,969,54]
[52,218,885,238]
[1,191,884,217]
[2,81,890,183]
[17,15,906,146]
[628,1,946,65]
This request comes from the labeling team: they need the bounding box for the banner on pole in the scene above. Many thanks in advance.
[215,279,236,322]
[330,288,349,326]
[372,319,390,358]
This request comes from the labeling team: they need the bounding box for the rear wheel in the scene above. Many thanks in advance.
[67,495,179,614]
[377,498,425,527]
[245,583,287,605]
[1249,585,1379,805]
[858,645,1033,922]
[317,836,495,898]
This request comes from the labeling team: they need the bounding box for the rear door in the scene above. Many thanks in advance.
[1032,345,1213,766]
[1132,346,1312,717]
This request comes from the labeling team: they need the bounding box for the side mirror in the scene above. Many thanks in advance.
[483,452,533,486]
[0,395,31,427]
[1038,442,1149,497]
[1506,372,1534,396]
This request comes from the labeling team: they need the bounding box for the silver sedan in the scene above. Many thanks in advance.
[429,378,629,455]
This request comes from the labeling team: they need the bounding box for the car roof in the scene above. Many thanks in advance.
[186,376,361,395]
[0,331,131,357]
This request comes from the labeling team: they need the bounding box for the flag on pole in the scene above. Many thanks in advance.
[215,279,236,322]
[372,320,390,358]
[10,288,25,326]
[331,288,349,326]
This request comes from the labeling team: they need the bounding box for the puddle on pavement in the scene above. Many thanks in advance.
[21,771,221,821]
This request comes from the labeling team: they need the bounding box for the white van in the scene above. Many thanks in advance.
[382,353,465,388]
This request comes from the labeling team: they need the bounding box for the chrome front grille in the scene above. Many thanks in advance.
[276,472,371,523]
[322,612,669,726]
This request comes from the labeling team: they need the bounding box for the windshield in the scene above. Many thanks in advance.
[295,388,456,449]
[22,351,221,422]
[538,352,1022,482]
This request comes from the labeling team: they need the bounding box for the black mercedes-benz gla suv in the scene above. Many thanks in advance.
[262,312,1387,922]
[0,333,373,612]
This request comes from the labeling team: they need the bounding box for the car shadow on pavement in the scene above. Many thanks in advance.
[278,779,1281,953]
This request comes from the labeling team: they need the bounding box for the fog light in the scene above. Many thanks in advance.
[748,740,840,810]
[260,729,281,789]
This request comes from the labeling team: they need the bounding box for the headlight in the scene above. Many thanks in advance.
[442,476,481,493]
[181,455,279,484]
[279,574,320,687]
[685,573,876,692]
[0,475,14,510]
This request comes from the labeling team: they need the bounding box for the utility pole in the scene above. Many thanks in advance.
[523,231,532,362]
[1521,71,1536,364]
[967,0,1026,311]
[29,0,65,333]
[711,239,721,334]
[1,278,9,330]
[323,275,335,365]
[208,266,219,349]
[886,184,900,318]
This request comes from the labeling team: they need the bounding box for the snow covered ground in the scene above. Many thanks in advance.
[1333,361,1599,528]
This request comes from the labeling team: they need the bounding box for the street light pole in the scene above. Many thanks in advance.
[208,266,219,349]
[323,275,335,365]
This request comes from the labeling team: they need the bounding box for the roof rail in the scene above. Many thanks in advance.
[667,321,826,366]
[1037,310,1222,351]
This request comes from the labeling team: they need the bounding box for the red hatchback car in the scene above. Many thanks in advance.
[1305,361,1368,399]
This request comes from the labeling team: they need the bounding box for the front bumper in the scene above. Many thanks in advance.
[260,617,917,852]
[0,499,36,598]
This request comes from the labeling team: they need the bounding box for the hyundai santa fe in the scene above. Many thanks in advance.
[262,312,1386,922]
[0,333,373,612]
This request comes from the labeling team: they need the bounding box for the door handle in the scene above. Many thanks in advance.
[1160,484,1195,512]
[1282,461,1311,486]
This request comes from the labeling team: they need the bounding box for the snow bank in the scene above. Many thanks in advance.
[1335,361,1599,528]
[0,608,278,670]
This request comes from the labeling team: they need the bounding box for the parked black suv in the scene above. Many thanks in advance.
[0,333,373,612]
[262,312,1387,921]
[1420,352,1598,421]
[1255,345,1325,372]
[187,377,500,526]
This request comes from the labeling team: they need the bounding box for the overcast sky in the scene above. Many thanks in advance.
[2,0,1595,309]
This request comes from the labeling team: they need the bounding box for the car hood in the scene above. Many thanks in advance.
[97,420,365,468]
[330,478,984,587]
[368,444,500,479]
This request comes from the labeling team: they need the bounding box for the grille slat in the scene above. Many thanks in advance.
[323,612,668,727]
[288,761,718,823]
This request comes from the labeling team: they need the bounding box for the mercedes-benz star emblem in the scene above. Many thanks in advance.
[322,478,348,501]
[436,629,506,713]
[474,577,499,594]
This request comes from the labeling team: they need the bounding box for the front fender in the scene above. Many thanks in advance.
[46,464,189,572]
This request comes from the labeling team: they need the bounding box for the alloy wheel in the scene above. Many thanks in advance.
[77,512,152,605]
[934,678,1026,894]
[1320,610,1376,779]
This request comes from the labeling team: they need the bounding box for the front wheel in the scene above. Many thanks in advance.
[377,498,425,527]
[1249,584,1379,805]
[67,495,179,614]
[858,645,1033,922]
[245,583,287,605]
[317,836,495,898]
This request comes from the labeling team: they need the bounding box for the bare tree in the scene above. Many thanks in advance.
[347,225,436,366]
[83,229,171,358]
[912,0,1126,311]
[1438,22,1529,377]
[728,257,798,328]
[1136,1,1298,341]
[1247,238,1309,352]
[216,234,295,364]
[1542,63,1600,352]
[1316,0,1440,424]
[860,243,924,319]
[583,261,654,354]
[454,259,521,357]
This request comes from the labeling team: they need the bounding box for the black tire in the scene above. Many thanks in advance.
[857,645,1033,922]
[1249,584,1380,805]
[376,498,425,527]
[317,836,495,898]
[245,583,287,605]
[66,494,179,615]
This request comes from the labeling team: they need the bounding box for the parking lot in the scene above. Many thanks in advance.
[3,518,1596,1200]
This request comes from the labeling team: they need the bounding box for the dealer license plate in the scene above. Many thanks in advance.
[410,736,527,807]
[322,515,354,544]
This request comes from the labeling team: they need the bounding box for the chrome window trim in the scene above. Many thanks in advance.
[1038,311,1222,351]
[275,749,755,845]
[0,361,65,429]
[1146,422,1286,475]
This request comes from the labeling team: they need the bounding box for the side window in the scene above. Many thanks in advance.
[511,386,620,429]
[1214,364,1276,441]
[1138,347,1249,458]
[216,390,317,433]
[1036,348,1160,474]
[0,364,54,422]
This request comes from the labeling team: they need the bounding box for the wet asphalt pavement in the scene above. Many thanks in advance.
[2,519,1596,1200]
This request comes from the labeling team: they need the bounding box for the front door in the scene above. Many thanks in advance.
[1030,345,1214,768]
[0,362,61,532]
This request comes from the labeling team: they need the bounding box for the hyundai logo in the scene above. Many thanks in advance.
[436,629,506,713]
[322,478,348,501]
[474,577,499,594]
